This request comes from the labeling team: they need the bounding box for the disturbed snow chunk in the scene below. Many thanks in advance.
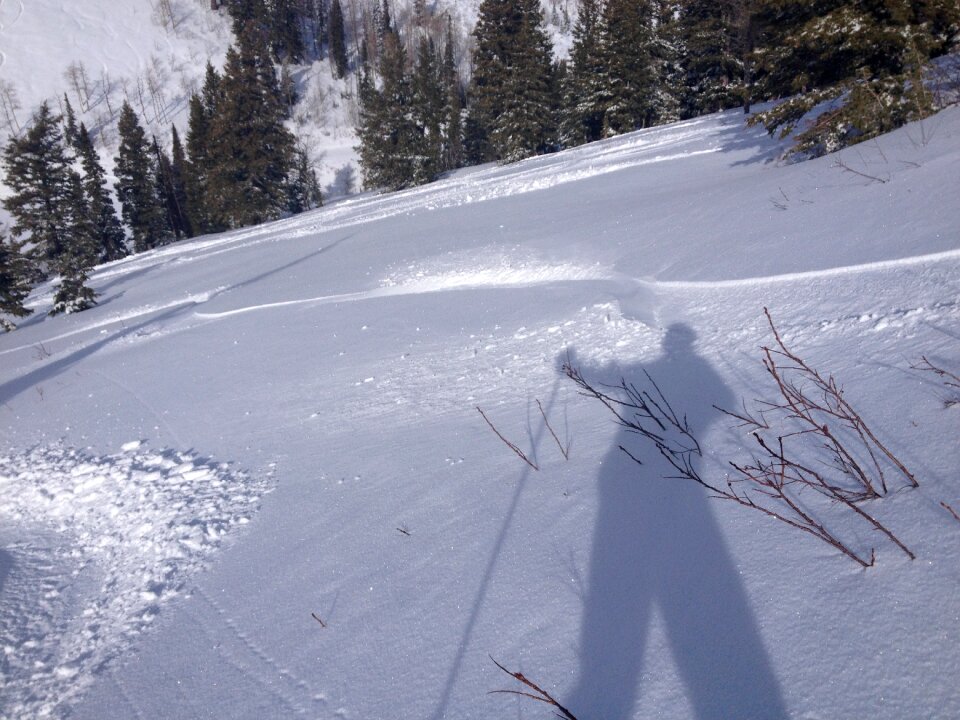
[0,443,272,720]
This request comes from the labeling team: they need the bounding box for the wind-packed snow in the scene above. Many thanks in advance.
[1,100,959,719]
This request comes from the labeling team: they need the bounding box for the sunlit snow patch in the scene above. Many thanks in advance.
[0,443,272,719]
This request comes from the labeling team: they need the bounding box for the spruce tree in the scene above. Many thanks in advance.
[62,93,80,148]
[51,170,99,315]
[169,126,194,238]
[467,0,558,163]
[0,230,34,331]
[356,31,423,190]
[1,102,74,272]
[411,36,444,182]
[751,0,960,156]
[598,0,662,135]
[76,123,128,262]
[206,28,297,227]
[329,0,349,78]
[492,0,558,162]
[441,30,464,171]
[675,0,745,118]
[185,64,222,234]
[287,145,323,213]
[115,102,169,252]
[561,0,608,147]
[153,137,187,241]
[270,0,305,62]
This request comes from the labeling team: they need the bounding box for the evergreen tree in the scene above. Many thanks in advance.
[153,137,187,241]
[115,102,169,252]
[411,36,445,181]
[62,93,80,148]
[561,0,607,146]
[676,0,748,118]
[356,31,423,189]
[227,0,270,40]
[598,0,662,135]
[751,0,960,156]
[441,30,464,171]
[75,123,128,262]
[1,102,74,272]
[329,0,349,78]
[287,144,323,213]
[206,28,298,227]
[492,0,558,161]
[0,229,34,331]
[51,170,99,315]
[467,0,558,163]
[185,64,222,234]
[169,125,194,238]
[270,0,305,62]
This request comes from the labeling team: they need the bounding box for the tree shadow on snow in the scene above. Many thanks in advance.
[565,325,787,720]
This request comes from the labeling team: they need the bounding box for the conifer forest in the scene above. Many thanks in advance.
[2,0,959,325]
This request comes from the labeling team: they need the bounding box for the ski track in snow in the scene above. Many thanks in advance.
[0,444,272,720]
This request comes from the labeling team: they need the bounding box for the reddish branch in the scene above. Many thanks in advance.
[477,406,539,471]
[942,501,960,525]
[489,657,579,720]
[537,398,569,460]
[754,307,917,494]
[565,309,919,567]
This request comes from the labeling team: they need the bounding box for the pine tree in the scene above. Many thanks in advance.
[206,28,297,227]
[115,102,169,252]
[287,144,323,213]
[467,0,558,163]
[62,93,80,148]
[169,125,194,238]
[51,170,99,315]
[561,0,607,146]
[329,0,349,78]
[185,64,221,234]
[75,123,127,262]
[675,0,747,118]
[356,31,423,189]
[441,30,464,171]
[598,0,662,135]
[411,36,444,182]
[153,137,187,241]
[492,0,558,162]
[751,0,959,156]
[0,229,34,331]
[270,0,305,62]
[1,102,74,272]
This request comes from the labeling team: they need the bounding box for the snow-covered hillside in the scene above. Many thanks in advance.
[1,104,959,719]
[0,0,575,214]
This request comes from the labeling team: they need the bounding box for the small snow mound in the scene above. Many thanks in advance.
[382,253,607,292]
[0,444,272,719]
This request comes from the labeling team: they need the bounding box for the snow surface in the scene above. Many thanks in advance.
[1,104,960,719]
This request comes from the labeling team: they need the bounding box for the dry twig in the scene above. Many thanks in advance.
[537,398,569,460]
[476,406,539,471]
[489,657,579,720]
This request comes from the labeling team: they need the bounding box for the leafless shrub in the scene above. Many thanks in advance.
[151,0,181,32]
[0,79,22,135]
[489,657,579,720]
[63,61,93,111]
[565,309,918,568]
[911,355,960,408]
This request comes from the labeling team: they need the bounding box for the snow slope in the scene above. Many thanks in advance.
[1,106,959,719]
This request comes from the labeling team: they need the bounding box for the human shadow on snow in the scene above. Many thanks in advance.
[565,324,787,720]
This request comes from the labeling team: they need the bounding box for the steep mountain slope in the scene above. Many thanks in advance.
[1,105,959,719]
